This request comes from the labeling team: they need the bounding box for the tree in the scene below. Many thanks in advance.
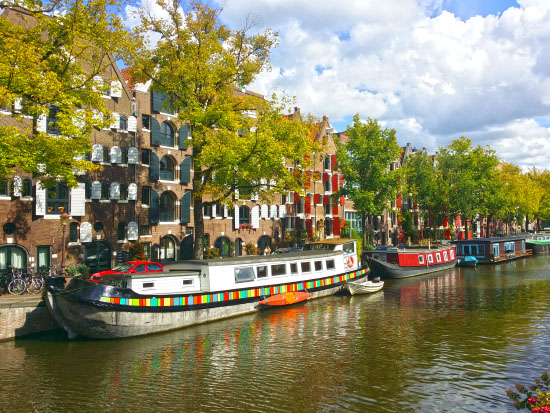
[129,1,317,259]
[404,152,446,233]
[437,137,499,239]
[336,115,402,246]
[0,1,135,189]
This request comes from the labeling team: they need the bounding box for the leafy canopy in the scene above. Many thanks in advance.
[0,0,135,188]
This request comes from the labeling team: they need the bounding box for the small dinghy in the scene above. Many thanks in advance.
[457,256,478,267]
[258,291,312,308]
[344,277,384,295]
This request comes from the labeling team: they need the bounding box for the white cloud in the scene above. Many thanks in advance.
[124,0,550,168]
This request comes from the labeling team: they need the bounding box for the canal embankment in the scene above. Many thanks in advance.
[0,295,58,341]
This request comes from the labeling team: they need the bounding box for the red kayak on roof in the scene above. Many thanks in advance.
[258,291,312,308]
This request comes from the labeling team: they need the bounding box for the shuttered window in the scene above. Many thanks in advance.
[152,91,174,114]
[149,151,159,181]
[179,124,190,150]
[150,117,161,147]
[149,189,159,224]
[180,191,191,224]
[180,157,191,184]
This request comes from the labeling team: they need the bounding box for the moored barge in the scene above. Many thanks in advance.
[453,236,532,263]
[45,239,366,339]
[361,244,457,279]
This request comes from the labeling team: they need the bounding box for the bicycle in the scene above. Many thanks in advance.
[7,266,27,295]
[24,269,45,294]
[0,271,10,295]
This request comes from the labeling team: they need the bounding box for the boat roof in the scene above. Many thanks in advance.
[307,238,356,245]
[452,236,526,243]
[164,249,343,270]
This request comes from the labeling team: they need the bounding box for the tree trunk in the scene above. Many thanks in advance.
[361,212,367,248]
[463,215,469,240]
[192,168,204,259]
[525,216,529,233]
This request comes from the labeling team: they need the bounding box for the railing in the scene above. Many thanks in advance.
[492,249,533,262]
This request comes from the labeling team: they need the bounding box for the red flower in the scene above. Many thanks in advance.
[529,397,538,405]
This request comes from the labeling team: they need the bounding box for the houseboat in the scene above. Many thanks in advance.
[361,244,457,279]
[453,236,532,264]
[45,239,366,339]
[526,233,550,254]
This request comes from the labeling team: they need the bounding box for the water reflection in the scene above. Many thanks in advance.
[1,256,550,412]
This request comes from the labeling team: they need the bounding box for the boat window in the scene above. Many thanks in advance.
[271,264,286,276]
[436,253,441,263]
[443,251,448,261]
[419,255,425,264]
[427,255,433,264]
[449,249,455,259]
[290,263,298,274]
[143,282,154,288]
[301,262,311,273]
[343,242,355,254]
[183,279,193,285]
[314,261,323,271]
[326,259,335,270]
[256,265,268,278]
[235,267,255,283]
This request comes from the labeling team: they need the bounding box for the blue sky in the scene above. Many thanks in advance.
[441,0,519,19]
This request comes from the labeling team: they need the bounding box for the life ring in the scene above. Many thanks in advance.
[346,255,354,268]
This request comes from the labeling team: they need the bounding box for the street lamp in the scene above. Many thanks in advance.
[60,212,70,276]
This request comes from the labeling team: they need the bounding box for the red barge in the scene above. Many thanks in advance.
[362,245,457,279]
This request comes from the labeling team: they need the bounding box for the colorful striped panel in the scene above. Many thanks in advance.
[101,268,367,307]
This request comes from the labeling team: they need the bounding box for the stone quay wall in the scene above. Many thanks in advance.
[0,296,58,341]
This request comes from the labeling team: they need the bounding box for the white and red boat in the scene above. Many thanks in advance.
[362,245,457,279]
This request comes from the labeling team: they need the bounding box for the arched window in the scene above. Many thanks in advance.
[46,184,69,214]
[214,236,231,258]
[0,245,27,271]
[101,183,109,200]
[69,222,79,242]
[159,122,174,147]
[159,236,176,261]
[239,206,250,225]
[21,178,32,197]
[159,156,175,181]
[159,192,175,222]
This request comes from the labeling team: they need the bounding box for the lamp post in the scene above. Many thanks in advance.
[60,212,70,276]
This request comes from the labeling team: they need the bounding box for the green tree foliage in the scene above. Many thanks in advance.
[436,137,499,239]
[0,1,135,189]
[129,1,317,258]
[336,115,402,245]
[404,152,445,230]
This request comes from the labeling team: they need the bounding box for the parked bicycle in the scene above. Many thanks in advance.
[7,266,27,295]
[23,269,44,294]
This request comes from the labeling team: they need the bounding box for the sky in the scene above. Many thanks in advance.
[124,0,550,170]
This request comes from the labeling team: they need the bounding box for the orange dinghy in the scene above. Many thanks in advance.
[258,291,312,308]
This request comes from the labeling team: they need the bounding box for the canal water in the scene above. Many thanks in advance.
[1,256,550,412]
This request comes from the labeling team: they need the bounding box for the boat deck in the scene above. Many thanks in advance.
[492,249,533,262]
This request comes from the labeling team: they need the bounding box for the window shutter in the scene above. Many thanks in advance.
[332,174,339,192]
[279,204,286,218]
[110,112,120,129]
[234,205,240,229]
[127,147,138,164]
[323,195,329,205]
[91,144,103,162]
[110,146,122,164]
[251,205,260,229]
[150,189,159,224]
[305,195,311,214]
[73,109,85,130]
[92,75,103,93]
[270,205,278,218]
[13,175,22,197]
[261,204,268,219]
[127,221,138,241]
[234,188,239,200]
[314,193,320,205]
[35,182,46,216]
[149,151,159,181]
[128,115,137,132]
[150,117,161,146]
[91,181,101,199]
[333,217,341,236]
[331,154,337,170]
[340,196,345,206]
[110,80,122,98]
[127,183,137,200]
[306,219,313,238]
[180,156,191,184]
[180,191,191,224]
[79,222,92,243]
[294,191,300,203]
[70,183,86,216]
[179,125,189,150]
[322,172,329,182]
[332,203,339,215]
[37,113,47,132]
[110,182,120,200]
